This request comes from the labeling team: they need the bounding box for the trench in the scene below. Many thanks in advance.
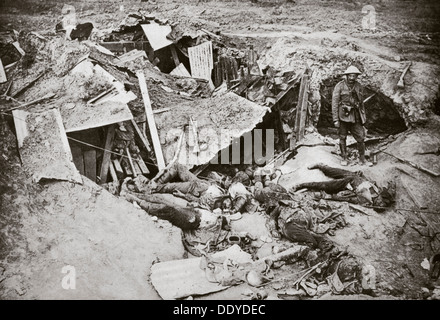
[317,77,408,139]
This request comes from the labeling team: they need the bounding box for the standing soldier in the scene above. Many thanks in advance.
[332,66,372,166]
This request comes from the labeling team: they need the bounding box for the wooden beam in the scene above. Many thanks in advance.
[109,162,119,182]
[112,159,124,178]
[170,45,180,68]
[130,119,152,153]
[136,70,166,170]
[125,147,137,178]
[120,158,133,176]
[71,145,85,175]
[153,108,170,114]
[99,41,150,54]
[135,157,150,174]
[383,151,440,177]
[134,162,143,176]
[0,58,7,84]
[99,125,116,184]
[401,178,427,210]
[83,150,97,182]
[294,74,309,143]
[11,71,46,98]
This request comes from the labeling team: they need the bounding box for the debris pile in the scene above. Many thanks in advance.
[1,4,440,301]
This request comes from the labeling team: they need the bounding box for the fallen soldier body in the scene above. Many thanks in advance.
[292,163,395,210]
[151,163,255,214]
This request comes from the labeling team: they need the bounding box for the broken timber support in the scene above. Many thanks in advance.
[11,71,46,97]
[125,147,137,178]
[136,70,166,170]
[130,119,152,153]
[401,178,427,210]
[170,45,180,68]
[84,150,97,183]
[99,41,150,54]
[112,159,124,178]
[99,124,116,184]
[383,151,440,177]
[293,72,310,147]
[109,162,119,182]
[0,59,6,84]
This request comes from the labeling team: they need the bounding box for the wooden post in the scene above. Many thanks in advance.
[130,119,152,153]
[84,150,97,182]
[99,124,115,184]
[125,147,137,178]
[71,145,85,175]
[135,157,150,174]
[136,70,166,170]
[109,162,119,182]
[294,73,310,144]
[112,159,124,178]
[170,45,180,68]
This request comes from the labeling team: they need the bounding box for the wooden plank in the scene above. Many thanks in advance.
[401,178,427,210]
[11,109,29,148]
[130,119,152,153]
[83,150,97,182]
[170,45,180,68]
[112,159,124,178]
[136,157,150,174]
[11,71,46,97]
[125,147,137,178]
[120,158,133,176]
[99,41,150,54]
[109,162,119,182]
[0,58,7,84]
[153,108,170,114]
[383,151,440,177]
[99,125,116,184]
[294,74,309,143]
[134,161,143,175]
[71,145,85,175]
[136,70,166,170]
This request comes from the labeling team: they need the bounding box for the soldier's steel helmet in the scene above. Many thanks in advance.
[343,66,362,75]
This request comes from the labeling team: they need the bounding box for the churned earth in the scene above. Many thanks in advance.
[0,0,439,300]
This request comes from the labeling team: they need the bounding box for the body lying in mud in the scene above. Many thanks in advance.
[119,162,341,254]
[292,163,396,211]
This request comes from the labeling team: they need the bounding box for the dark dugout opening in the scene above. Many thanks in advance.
[317,77,407,138]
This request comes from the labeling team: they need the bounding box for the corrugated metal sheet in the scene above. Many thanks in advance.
[188,41,213,81]
[150,244,252,300]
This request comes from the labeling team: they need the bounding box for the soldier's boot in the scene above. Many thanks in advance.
[340,140,348,166]
[358,142,373,166]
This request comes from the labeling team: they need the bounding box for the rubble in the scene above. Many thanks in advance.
[1,1,440,302]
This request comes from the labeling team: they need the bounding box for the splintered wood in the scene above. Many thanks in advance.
[0,58,7,83]
[136,70,166,170]
[12,108,82,184]
[294,73,310,145]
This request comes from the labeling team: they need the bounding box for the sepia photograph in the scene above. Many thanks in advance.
[0,0,439,309]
